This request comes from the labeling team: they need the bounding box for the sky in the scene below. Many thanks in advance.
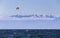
[0,0,60,16]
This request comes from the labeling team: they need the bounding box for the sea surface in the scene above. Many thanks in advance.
[0,29,60,38]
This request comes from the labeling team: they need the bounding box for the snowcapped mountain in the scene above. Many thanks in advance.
[0,15,60,29]
[0,15,55,20]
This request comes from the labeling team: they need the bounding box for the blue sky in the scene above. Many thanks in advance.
[0,0,60,16]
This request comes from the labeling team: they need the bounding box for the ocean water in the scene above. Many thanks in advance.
[0,19,60,29]
[0,30,60,38]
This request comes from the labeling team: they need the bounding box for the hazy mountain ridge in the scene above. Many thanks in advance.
[0,14,60,20]
[0,15,60,29]
[10,14,60,20]
[11,14,55,18]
